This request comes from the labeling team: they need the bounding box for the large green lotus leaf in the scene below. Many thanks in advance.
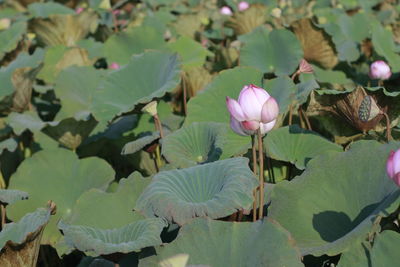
[264,76,296,114]
[59,218,167,257]
[0,189,28,205]
[371,20,400,72]
[54,66,106,121]
[0,207,51,249]
[135,157,258,225]
[162,122,247,168]
[0,22,26,61]
[264,125,343,170]
[7,111,59,135]
[238,27,303,75]
[28,2,74,18]
[269,140,400,256]
[141,218,303,267]
[0,49,44,100]
[103,26,166,65]
[336,241,370,267]
[63,172,151,228]
[7,148,115,245]
[166,36,213,70]
[0,138,17,154]
[312,65,353,85]
[37,45,92,84]
[92,50,181,125]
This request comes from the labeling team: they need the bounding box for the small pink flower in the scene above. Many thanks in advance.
[112,9,121,16]
[109,62,120,70]
[369,60,391,80]
[226,84,279,136]
[299,59,313,74]
[386,150,400,187]
[238,1,250,11]
[75,7,84,14]
[220,6,233,16]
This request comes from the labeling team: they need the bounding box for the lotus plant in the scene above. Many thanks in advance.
[369,60,391,81]
[386,149,400,187]
[226,84,279,220]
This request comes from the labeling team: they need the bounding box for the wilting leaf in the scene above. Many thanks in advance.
[60,218,167,256]
[269,140,400,256]
[135,157,258,225]
[7,148,115,245]
[264,125,342,170]
[239,27,303,75]
[141,218,303,267]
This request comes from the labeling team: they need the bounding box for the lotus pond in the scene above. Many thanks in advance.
[0,0,399,266]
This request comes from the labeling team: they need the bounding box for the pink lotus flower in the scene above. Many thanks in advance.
[109,62,120,70]
[75,7,84,14]
[386,150,400,187]
[299,59,313,74]
[226,84,279,136]
[220,6,233,16]
[369,60,391,80]
[238,1,250,11]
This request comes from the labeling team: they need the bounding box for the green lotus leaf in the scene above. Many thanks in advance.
[264,76,296,114]
[0,49,44,100]
[7,148,115,245]
[92,50,181,126]
[59,218,167,257]
[103,26,166,65]
[167,36,213,70]
[312,65,353,85]
[122,132,160,155]
[269,140,400,256]
[28,2,74,18]
[371,20,400,72]
[141,218,303,267]
[54,66,106,121]
[0,207,51,249]
[161,122,233,168]
[7,111,59,135]
[37,46,92,84]
[239,27,303,75]
[0,138,17,154]
[0,189,28,205]
[264,125,343,170]
[135,157,258,225]
[0,22,26,61]
[63,172,151,228]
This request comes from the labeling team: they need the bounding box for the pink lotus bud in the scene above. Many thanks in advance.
[112,9,121,16]
[386,150,400,187]
[299,59,313,74]
[75,7,84,14]
[226,84,279,136]
[238,1,250,11]
[109,62,120,70]
[369,60,391,80]
[220,6,233,16]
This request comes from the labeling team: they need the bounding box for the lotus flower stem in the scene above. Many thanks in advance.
[182,77,188,115]
[257,129,264,219]
[251,135,257,221]
[382,112,392,141]
[0,204,5,228]
[298,106,312,130]
[154,114,165,139]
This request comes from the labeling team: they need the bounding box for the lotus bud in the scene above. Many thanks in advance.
[298,59,313,74]
[369,60,391,80]
[226,84,279,136]
[220,6,233,16]
[75,7,84,14]
[109,62,120,70]
[142,101,158,117]
[238,1,250,11]
[386,150,400,187]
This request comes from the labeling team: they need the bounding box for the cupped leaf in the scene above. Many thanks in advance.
[103,26,166,65]
[239,27,303,75]
[122,132,160,155]
[269,140,400,256]
[64,172,151,228]
[0,189,28,205]
[7,148,115,245]
[264,125,343,170]
[60,218,167,257]
[0,22,26,61]
[135,157,258,225]
[92,51,181,126]
[141,218,303,267]
[161,122,227,168]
